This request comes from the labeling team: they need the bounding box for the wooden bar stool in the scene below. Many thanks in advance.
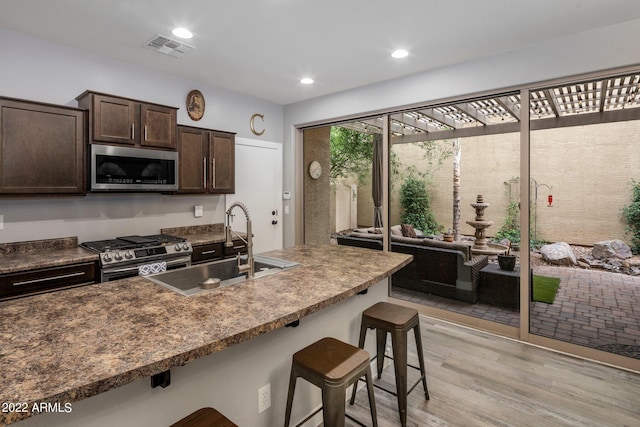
[350,302,429,427]
[170,407,238,427]
[284,337,378,427]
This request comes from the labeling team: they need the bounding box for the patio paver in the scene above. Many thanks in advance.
[391,265,640,359]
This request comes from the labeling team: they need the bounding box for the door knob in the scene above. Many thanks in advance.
[272,220,278,225]
[272,210,277,215]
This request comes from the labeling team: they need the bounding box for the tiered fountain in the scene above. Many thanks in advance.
[466,194,508,257]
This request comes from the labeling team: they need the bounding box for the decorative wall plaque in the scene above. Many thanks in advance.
[186,90,205,121]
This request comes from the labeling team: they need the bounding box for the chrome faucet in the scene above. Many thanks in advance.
[225,202,254,279]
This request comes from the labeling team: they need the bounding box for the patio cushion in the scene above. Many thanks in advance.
[390,225,403,236]
[401,223,417,238]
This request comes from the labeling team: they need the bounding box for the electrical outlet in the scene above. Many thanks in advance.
[194,205,203,218]
[0,215,3,230]
[258,383,271,414]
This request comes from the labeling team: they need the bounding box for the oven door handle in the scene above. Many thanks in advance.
[163,257,193,268]
[103,257,191,275]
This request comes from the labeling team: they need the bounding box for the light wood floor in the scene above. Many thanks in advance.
[342,315,640,427]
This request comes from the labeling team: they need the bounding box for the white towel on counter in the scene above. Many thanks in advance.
[138,261,167,276]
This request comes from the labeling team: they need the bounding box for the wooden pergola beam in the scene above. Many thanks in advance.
[391,106,640,144]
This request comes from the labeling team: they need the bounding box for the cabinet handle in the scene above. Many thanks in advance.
[131,123,135,140]
[13,271,85,287]
[144,125,148,141]
[203,157,207,188]
[211,158,216,188]
[201,249,217,255]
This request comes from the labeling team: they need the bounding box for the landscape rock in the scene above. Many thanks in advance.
[577,260,591,269]
[592,239,632,260]
[540,242,577,266]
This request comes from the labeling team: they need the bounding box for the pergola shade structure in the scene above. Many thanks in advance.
[339,72,640,142]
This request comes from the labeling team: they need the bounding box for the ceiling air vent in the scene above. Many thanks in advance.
[143,34,196,58]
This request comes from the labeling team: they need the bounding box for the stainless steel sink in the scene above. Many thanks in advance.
[145,254,299,296]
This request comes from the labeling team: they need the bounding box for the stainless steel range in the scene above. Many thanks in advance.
[81,234,192,282]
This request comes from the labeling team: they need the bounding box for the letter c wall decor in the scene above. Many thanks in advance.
[250,113,265,136]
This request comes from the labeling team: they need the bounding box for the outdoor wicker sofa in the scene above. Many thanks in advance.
[337,226,489,303]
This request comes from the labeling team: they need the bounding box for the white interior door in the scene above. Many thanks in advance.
[226,138,282,254]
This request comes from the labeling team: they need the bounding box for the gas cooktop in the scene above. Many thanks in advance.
[81,234,193,267]
[81,234,186,252]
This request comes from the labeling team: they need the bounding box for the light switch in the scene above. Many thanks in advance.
[194,206,203,217]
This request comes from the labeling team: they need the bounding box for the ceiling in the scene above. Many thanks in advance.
[2,1,640,105]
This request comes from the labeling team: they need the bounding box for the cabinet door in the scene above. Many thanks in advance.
[192,243,224,264]
[223,239,247,258]
[141,103,177,149]
[0,99,85,195]
[209,132,235,194]
[0,261,97,300]
[92,94,137,145]
[177,126,207,193]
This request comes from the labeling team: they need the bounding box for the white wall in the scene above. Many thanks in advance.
[0,29,283,244]
[281,19,640,247]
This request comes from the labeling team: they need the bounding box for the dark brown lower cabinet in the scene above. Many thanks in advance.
[223,240,248,258]
[0,97,85,195]
[0,262,98,300]
[192,241,248,264]
[191,243,224,264]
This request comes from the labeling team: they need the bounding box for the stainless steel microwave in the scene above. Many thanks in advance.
[89,145,178,192]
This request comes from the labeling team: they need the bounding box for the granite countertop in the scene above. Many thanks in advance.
[0,244,412,425]
[0,237,99,275]
[161,223,246,246]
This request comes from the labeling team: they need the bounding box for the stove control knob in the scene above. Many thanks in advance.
[174,244,182,252]
[124,250,134,259]
[114,251,123,261]
[103,253,113,263]
[182,243,190,251]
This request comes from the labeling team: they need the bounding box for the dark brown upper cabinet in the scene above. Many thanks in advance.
[0,97,85,195]
[177,125,235,194]
[77,91,177,150]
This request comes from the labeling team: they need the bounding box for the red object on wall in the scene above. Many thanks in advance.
[548,194,553,206]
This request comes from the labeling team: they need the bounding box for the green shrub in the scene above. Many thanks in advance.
[495,199,520,244]
[400,175,439,234]
[494,192,546,249]
[622,180,640,254]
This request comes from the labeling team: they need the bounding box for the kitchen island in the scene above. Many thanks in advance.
[0,244,411,426]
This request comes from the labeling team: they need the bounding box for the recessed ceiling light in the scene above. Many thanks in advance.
[300,77,314,85]
[391,49,409,59]
[172,27,193,39]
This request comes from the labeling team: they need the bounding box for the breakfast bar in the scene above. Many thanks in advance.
[0,245,411,426]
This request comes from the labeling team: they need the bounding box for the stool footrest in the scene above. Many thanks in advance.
[355,373,425,398]
[293,407,322,427]
[374,354,424,374]
[345,413,370,427]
